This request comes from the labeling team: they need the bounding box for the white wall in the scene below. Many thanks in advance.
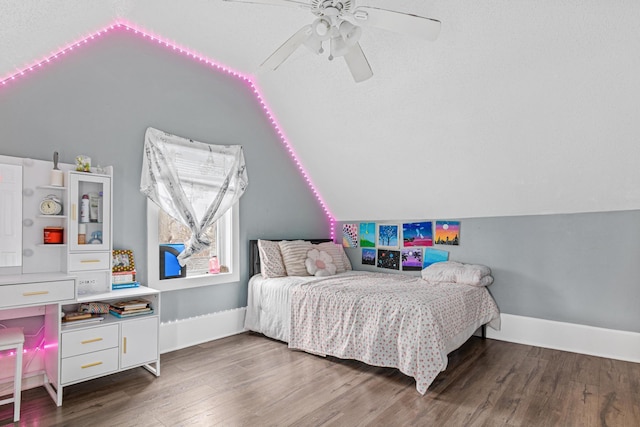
[2,0,639,221]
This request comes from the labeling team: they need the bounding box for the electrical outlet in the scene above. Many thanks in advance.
[79,279,97,286]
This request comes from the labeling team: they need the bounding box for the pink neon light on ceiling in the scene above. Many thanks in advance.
[0,20,336,239]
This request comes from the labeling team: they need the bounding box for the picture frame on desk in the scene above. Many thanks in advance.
[112,249,135,272]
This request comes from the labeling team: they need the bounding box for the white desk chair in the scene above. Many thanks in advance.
[0,327,24,423]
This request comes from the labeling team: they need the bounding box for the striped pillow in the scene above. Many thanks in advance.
[316,242,347,273]
[258,239,286,278]
[279,240,313,276]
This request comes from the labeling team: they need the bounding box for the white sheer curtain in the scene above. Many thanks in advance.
[140,127,248,266]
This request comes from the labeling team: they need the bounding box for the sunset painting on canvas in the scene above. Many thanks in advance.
[435,221,460,245]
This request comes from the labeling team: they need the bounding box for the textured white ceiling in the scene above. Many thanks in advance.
[2,0,640,221]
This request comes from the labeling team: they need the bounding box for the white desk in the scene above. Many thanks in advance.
[0,274,160,406]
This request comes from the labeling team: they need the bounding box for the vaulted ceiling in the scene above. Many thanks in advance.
[2,0,640,220]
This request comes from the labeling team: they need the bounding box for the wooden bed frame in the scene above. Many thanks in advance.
[248,238,486,339]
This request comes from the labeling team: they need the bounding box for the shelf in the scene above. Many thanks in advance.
[37,244,67,247]
[75,286,160,303]
[36,185,67,191]
[38,215,67,219]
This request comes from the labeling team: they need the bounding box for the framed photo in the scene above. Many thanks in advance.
[377,224,399,248]
[112,249,135,272]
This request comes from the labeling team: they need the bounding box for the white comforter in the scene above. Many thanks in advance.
[245,271,500,394]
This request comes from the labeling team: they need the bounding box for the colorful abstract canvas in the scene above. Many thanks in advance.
[435,221,460,245]
[359,222,376,248]
[402,222,433,247]
[423,248,449,268]
[342,223,359,248]
[377,224,399,248]
[362,248,376,265]
[401,248,423,271]
[377,249,400,270]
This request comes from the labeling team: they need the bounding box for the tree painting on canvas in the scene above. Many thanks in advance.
[342,223,359,248]
[402,222,433,247]
[359,222,376,247]
[435,221,460,245]
[401,248,423,271]
[377,224,399,248]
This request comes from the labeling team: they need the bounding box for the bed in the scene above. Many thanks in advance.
[245,239,500,394]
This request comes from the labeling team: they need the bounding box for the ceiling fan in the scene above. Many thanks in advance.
[222,0,441,82]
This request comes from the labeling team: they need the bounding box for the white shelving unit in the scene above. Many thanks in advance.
[0,155,161,407]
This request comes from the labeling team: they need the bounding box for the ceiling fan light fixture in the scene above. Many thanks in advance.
[312,18,332,41]
[338,20,362,45]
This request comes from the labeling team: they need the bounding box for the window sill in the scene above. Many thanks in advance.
[150,270,239,292]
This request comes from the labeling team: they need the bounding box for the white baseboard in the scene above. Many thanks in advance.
[159,307,246,354]
[487,313,640,363]
[158,309,639,363]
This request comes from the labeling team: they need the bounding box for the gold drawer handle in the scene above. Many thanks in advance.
[81,338,103,345]
[71,204,77,221]
[80,259,101,263]
[23,290,49,296]
[123,337,127,354]
[81,361,103,369]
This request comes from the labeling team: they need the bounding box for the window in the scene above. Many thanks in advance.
[147,201,239,292]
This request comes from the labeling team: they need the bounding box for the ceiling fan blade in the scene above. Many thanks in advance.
[352,6,441,41]
[261,25,313,71]
[222,0,310,9]
[343,42,373,83]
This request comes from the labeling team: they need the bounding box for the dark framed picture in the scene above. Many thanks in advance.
[113,249,135,272]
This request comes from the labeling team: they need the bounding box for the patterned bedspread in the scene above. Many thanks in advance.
[288,272,500,394]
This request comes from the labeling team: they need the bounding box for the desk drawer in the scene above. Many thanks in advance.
[68,252,111,271]
[0,280,75,308]
[61,347,119,384]
[61,324,119,358]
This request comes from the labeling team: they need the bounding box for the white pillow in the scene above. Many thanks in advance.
[305,249,337,277]
[258,240,286,278]
[279,240,313,276]
[421,261,493,286]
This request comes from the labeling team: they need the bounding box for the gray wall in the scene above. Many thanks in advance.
[341,210,640,333]
[0,29,329,321]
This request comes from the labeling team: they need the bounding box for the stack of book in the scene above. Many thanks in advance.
[112,270,139,290]
[109,299,153,318]
[62,311,105,325]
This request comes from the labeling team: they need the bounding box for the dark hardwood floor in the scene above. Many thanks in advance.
[2,332,639,426]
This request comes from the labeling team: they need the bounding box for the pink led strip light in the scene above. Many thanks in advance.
[0,20,336,239]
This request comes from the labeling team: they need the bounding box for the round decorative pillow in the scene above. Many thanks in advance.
[305,249,337,277]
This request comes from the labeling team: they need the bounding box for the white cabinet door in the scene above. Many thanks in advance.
[120,316,159,369]
[67,171,111,252]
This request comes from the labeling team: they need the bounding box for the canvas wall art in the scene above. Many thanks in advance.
[377,249,400,270]
[362,248,376,265]
[377,224,399,248]
[342,223,359,248]
[435,221,460,245]
[423,248,449,268]
[359,222,376,248]
[401,248,423,271]
[402,221,433,247]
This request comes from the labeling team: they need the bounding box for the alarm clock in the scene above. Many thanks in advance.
[39,194,63,215]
